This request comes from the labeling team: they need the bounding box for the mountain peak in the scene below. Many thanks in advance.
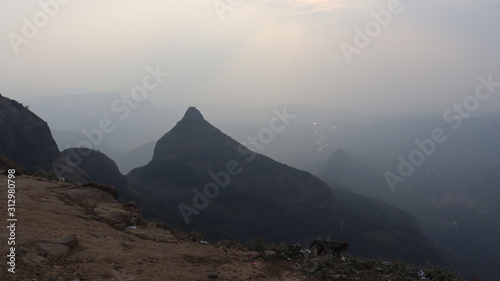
[181,106,205,122]
[152,106,225,162]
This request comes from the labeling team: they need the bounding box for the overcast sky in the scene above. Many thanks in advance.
[1,0,499,116]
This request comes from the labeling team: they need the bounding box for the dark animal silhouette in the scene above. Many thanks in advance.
[309,239,349,257]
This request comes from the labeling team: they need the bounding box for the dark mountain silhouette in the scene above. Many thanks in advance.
[0,94,60,171]
[62,148,127,191]
[126,107,445,265]
[0,94,89,181]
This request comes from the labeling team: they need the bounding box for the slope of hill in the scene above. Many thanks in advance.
[0,94,60,171]
[0,174,288,281]
[125,107,446,265]
[0,175,464,281]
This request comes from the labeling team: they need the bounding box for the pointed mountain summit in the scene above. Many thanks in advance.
[153,106,233,162]
[181,106,205,122]
[126,107,445,264]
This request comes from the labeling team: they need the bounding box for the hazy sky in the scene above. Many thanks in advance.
[1,0,499,116]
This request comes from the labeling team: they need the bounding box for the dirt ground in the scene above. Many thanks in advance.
[0,174,322,281]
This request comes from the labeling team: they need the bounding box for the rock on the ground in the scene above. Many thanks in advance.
[39,234,79,249]
[264,250,277,257]
[36,242,70,258]
[94,203,132,226]
[58,187,116,209]
[79,182,119,199]
[208,272,219,279]
[36,234,79,258]
[23,252,47,264]
[235,251,261,260]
